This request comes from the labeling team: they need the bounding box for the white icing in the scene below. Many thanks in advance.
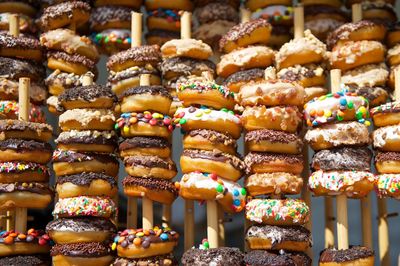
[56,130,116,143]
[175,107,241,124]
[218,45,274,70]
[59,109,116,126]
[373,125,400,148]
[161,39,212,57]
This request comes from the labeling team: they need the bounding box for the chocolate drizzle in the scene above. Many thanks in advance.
[245,152,303,169]
[47,51,95,69]
[56,172,117,187]
[245,129,302,144]
[312,147,372,171]
[50,242,111,257]
[182,149,245,171]
[119,85,172,100]
[246,225,312,247]
[224,68,265,85]
[58,84,116,103]
[90,6,132,27]
[46,217,116,233]
[319,246,374,263]
[0,182,52,195]
[0,139,52,152]
[188,129,236,147]
[119,137,169,150]
[375,151,400,162]
[0,119,52,133]
[0,57,45,81]
[124,156,176,171]
[182,247,244,266]
[107,45,161,70]
[123,176,178,195]
[244,250,312,266]
[159,57,216,77]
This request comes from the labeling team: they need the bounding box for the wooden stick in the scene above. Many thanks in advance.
[82,75,93,86]
[142,197,153,230]
[240,8,251,23]
[294,5,304,40]
[9,14,19,37]
[162,204,171,228]
[395,67,400,101]
[6,210,14,231]
[131,12,142,47]
[181,12,191,39]
[184,200,194,250]
[377,198,390,266]
[324,197,335,248]
[218,206,225,247]
[360,195,372,248]
[352,4,363,23]
[127,197,137,228]
[207,200,219,248]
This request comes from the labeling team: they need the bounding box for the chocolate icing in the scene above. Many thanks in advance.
[46,217,116,233]
[223,68,265,85]
[107,45,161,70]
[0,255,50,266]
[277,64,325,81]
[345,84,388,105]
[0,139,52,152]
[188,129,236,148]
[244,250,312,266]
[47,51,95,69]
[90,6,132,27]
[246,225,312,247]
[122,176,178,196]
[0,57,45,81]
[159,57,216,77]
[124,156,177,171]
[0,182,52,195]
[56,132,117,146]
[58,84,116,103]
[312,147,372,171]
[53,150,118,164]
[56,172,117,187]
[181,247,244,266]
[194,2,239,24]
[244,152,303,169]
[108,66,159,84]
[0,32,42,51]
[112,254,177,266]
[0,119,52,133]
[146,29,180,39]
[50,242,111,257]
[182,149,245,171]
[245,129,302,144]
[119,137,170,150]
[119,85,172,100]
[319,246,374,263]
[193,0,240,8]
[375,151,400,162]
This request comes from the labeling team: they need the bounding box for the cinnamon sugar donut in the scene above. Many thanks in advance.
[161,39,212,60]
[245,172,303,196]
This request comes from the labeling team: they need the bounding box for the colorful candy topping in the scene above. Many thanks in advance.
[304,90,370,127]
[251,6,294,23]
[376,174,400,198]
[245,198,310,224]
[199,238,210,250]
[178,81,235,98]
[173,106,241,126]
[147,9,181,27]
[112,226,178,250]
[0,101,45,123]
[0,229,51,246]
[53,196,117,219]
[92,29,131,46]
[115,112,174,133]
[0,162,48,175]
[370,101,400,116]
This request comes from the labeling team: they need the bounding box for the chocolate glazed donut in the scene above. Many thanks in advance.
[319,246,374,266]
[311,147,372,171]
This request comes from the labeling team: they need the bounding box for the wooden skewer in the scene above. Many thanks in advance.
[9,14,19,37]
[240,8,251,23]
[352,4,363,23]
[162,204,172,228]
[181,12,191,40]
[218,206,225,247]
[377,198,390,265]
[294,5,304,40]
[207,200,219,248]
[324,197,335,248]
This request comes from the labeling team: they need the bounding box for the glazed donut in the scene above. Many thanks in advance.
[180,149,245,181]
[52,149,119,177]
[115,111,174,139]
[123,155,177,180]
[245,172,303,196]
[376,174,400,198]
[177,81,235,110]
[173,106,242,139]
[0,101,45,123]
[178,172,246,213]
[53,196,117,219]
[183,129,237,155]
[277,64,326,88]
[308,170,375,198]
[0,229,50,257]
[361,1,397,24]
[245,129,303,154]
[47,51,96,75]
[305,121,370,151]
[93,29,131,55]
[113,254,177,266]
[0,79,47,105]
[387,43,400,66]
[217,45,275,78]
[107,45,161,72]
[159,57,215,80]
[371,102,400,127]
[146,30,180,47]
[193,20,236,50]
[0,139,52,164]
[46,217,116,244]
[0,162,49,183]
[94,0,142,8]
[326,20,386,49]
[242,106,302,133]
[0,255,50,265]
[147,9,182,32]
[375,151,400,174]
[90,6,131,32]
[244,250,312,266]
[39,1,91,31]
[59,108,116,131]
[275,30,327,70]
[246,225,312,252]
[123,176,177,204]
[45,70,87,96]
[312,147,372,171]
[238,79,305,107]
[51,242,113,266]
[223,68,265,93]
[0,120,52,142]
[387,22,400,48]
[304,90,369,127]
[251,5,294,26]
[330,41,385,71]
[119,137,171,158]
[182,247,243,266]
[219,19,271,53]
[319,246,374,266]
[119,86,172,114]
[40,29,99,61]
[0,182,52,209]
[304,86,328,103]
[0,33,42,62]
[0,57,45,82]
[0,1,38,16]
[245,152,304,175]
[342,63,388,87]
[161,39,212,60]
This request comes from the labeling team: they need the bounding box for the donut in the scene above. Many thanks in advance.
[376,174,400,198]
[217,45,275,78]
[268,25,292,48]
[0,182,52,209]
[346,85,389,108]
[94,0,142,8]
[107,45,161,72]
[177,81,235,110]
[304,90,370,127]
[59,108,116,131]
[159,57,215,80]
[0,161,49,183]
[275,30,328,70]
[92,29,131,55]
[119,86,172,114]
[52,149,119,177]
[361,1,397,24]
[173,106,242,139]
[53,196,117,219]
[342,63,388,88]
[119,136,171,158]
[46,217,116,244]
[45,70,88,96]
[123,155,177,180]
[145,30,180,47]
[245,129,303,154]
[311,147,372,171]
[305,121,370,151]
[122,176,177,205]
[180,149,245,181]
[195,2,238,24]
[40,29,99,61]
[0,255,50,266]
[182,247,243,266]
[246,225,312,252]
[0,1,38,16]
[47,51,96,75]
[183,129,237,155]
[115,111,174,139]
[0,229,51,257]
[161,39,212,60]
[251,5,294,26]
[0,33,42,62]
[51,242,113,266]
[244,250,312,266]
[371,102,400,127]
[238,79,305,107]
[147,9,182,32]
[304,86,328,103]
[112,254,177,266]
[223,68,265,93]
[389,64,400,89]
[277,64,326,88]
[178,172,246,213]
[39,1,91,31]
[47,96,62,115]
[0,139,52,164]
[387,22,400,48]
[242,106,303,133]
[319,246,374,266]
[0,56,45,82]
[0,79,47,104]
[56,172,117,198]
[245,172,303,196]
[0,101,45,123]
[90,6,131,32]
[374,151,400,175]
[346,0,395,8]
[193,20,236,50]
[387,43,400,67]
[330,40,385,71]
[0,120,52,142]
[245,152,303,175]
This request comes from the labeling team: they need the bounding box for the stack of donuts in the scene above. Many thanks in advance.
[48,83,119,266]
[352,0,397,26]
[245,0,294,48]
[38,0,99,115]
[90,0,141,55]
[0,0,38,35]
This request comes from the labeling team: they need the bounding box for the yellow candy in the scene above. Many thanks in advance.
[364,120,371,126]
[359,106,367,114]
[204,109,211,114]
[324,110,332,117]
[123,126,129,134]
[112,242,116,250]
